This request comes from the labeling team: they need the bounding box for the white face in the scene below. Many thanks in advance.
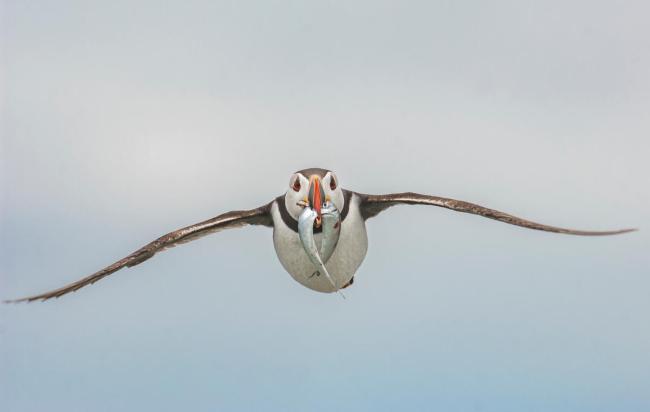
[284,171,345,220]
[322,171,344,213]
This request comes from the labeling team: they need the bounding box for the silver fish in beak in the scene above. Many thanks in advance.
[319,201,341,264]
[297,202,342,295]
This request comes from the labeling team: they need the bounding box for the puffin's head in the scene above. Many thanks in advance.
[285,168,344,222]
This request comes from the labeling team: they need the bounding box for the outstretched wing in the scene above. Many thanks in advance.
[358,192,635,236]
[6,202,274,303]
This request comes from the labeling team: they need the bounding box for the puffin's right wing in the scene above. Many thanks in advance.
[6,202,274,303]
[357,192,635,236]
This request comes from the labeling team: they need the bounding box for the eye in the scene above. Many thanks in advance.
[292,178,301,192]
[329,177,337,190]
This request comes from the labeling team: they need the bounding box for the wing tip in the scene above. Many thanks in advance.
[606,227,638,235]
[568,227,638,236]
[3,295,52,304]
[3,290,68,304]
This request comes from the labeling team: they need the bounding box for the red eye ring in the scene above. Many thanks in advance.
[329,178,337,190]
[292,179,301,192]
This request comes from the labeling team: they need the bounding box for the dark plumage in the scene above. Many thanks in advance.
[296,167,330,178]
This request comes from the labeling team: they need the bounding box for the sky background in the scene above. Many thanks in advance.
[1,1,649,411]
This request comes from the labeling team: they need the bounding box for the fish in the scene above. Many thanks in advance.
[319,201,341,264]
[297,203,342,295]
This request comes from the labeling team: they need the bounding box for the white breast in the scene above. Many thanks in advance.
[271,193,368,293]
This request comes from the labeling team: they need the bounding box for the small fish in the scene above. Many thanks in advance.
[319,201,341,264]
[297,204,342,296]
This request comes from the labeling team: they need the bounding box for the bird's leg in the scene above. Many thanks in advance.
[341,277,354,289]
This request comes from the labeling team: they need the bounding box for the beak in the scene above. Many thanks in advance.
[308,175,325,225]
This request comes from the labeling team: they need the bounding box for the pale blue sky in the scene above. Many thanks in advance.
[1,1,649,411]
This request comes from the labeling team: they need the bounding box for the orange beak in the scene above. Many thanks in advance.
[308,175,325,225]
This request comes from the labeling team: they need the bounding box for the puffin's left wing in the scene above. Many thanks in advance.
[5,202,273,303]
[357,192,635,236]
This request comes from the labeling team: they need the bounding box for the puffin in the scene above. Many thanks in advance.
[6,167,634,302]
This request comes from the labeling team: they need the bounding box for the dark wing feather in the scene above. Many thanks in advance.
[6,202,273,303]
[358,192,635,236]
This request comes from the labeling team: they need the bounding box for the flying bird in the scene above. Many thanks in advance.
[6,168,635,303]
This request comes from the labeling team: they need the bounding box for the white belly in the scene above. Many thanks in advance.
[271,193,368,293]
